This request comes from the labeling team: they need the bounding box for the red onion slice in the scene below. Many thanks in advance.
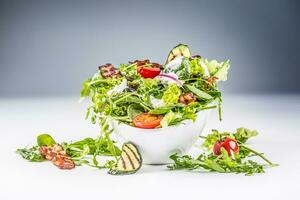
[156,73,183,86]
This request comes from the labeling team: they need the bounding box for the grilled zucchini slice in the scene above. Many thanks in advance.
[108,142,142,175]
[166,44,191,64]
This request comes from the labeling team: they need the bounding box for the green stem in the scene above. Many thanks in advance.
[201,105,217,110]
[240,145,276,166]
[114,93,136,104]
[88,79,108,86]
[109,116,132,123]
[122,63,136,71]
[183,78,205,82]
[199,136,277,167]
[139,102,151,111]
[218,97,222,121]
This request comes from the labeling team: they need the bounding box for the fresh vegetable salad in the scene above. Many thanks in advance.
[17,44,277,175]
[81,44,230,129]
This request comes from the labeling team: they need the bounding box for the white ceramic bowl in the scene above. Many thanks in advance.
[112,109,211,164]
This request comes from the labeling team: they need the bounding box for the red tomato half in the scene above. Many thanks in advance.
[133,113,162,129]
[213,141,223,155]
[138,67,160,78]
[213,137,239,156]
[222,138,239,156]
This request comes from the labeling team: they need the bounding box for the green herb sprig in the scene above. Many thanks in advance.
[168,127,277,175]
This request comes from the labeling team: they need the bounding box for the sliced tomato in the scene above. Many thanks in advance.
[133,113,162,129]
[213,137,239,156]
[222,138,239,156]
[138,67,160,79]
[213,141,223,155]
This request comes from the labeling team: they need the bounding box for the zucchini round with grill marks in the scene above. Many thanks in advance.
[108,142,142,175]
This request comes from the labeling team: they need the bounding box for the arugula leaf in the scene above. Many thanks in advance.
[149,104,183,115]
[99,117,122,158]
[168,150,269,175]
[80,78,92,98]
[168,128,277,175]
[185,85,212,100]
[127,104,144,120]
[201,127,258,150]
[16,146,45,162]
[119,63,138,78]
[114,93,143,105]
[204,158,225,173]
[168,154,205,170]
[63,137,96,157]
[149,106,173,115]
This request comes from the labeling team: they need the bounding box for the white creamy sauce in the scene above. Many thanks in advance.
[107,78,128,96]
[150,96,165,108]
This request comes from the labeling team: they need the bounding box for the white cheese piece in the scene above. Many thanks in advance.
[165,56,184,71]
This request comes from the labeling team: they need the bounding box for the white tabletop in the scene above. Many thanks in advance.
[0,94,299,200]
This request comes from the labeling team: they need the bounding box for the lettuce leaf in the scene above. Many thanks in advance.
[162,84,181,105]
[160,111,182,127]
[204,59,230,81]
[176,58,204,80]
[189,57,204,75]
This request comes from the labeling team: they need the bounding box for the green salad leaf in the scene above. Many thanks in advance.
[80,45,230,130]
[204,59,230,81]
[37,134,56,147]
[168,128,277,176]
[162,84,181,105]
[127,104,144,120]
[185,85,212,100]
[160,111,182,127]
[16,146,45,162]
[235,127,259,143]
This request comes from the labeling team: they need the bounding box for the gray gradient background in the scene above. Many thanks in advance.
[0,0,299,97]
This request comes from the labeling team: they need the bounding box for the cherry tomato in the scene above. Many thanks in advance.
[133,113,162,129]
[213,141,223,155]
[222,138,239,156]
[213,137,239,156]
[138,67,160,78]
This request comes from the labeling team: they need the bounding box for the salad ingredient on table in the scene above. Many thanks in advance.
[80,44,230,129]
[108,142,142,175]
[168,128,277,175]
[17,133,121,169]
[16,44,277,176]
[17,127,276,175]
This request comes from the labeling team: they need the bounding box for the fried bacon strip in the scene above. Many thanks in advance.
[129,59,163,70]
[207,76,218,85]
[179,92,196,105]
[99,63,121,78]
[39,144,75,170]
